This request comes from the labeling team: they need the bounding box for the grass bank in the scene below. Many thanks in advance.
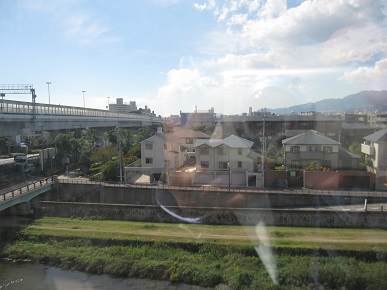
[2,217,387,289]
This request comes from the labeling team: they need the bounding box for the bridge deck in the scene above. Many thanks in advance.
[0,178,54,212]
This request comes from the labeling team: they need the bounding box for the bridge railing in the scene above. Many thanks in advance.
[0,177,54,203]
[57,178,387,198]
[0,99,162,123]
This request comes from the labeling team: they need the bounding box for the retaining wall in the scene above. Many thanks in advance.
[34,201,387,229]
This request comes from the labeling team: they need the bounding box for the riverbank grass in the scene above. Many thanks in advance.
[2,217,387,289]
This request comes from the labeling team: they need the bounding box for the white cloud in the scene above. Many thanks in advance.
[64,12,112,45]
[341,58,387,89]
[320,23,387,65]
[155,0,387,115]
[18,0,116,46]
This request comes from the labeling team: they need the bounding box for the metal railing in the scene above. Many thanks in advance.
[57,178,387,198]
[0,99,162,123]
[0,177,54,203]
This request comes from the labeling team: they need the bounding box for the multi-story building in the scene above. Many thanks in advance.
[108,98,137,113]
[361,128,387,189]
[180,107,217,128]
[368,112,387,128]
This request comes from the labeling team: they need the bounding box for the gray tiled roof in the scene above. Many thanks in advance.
[364,128,387,142]
[339,147,360,159]
[194,134,254,148]
[173,129,211,139]
[141,133,166,143]
[282,130,341,145]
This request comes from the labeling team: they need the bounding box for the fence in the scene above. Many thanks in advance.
[0,177,54,203]
[57,178,387,198]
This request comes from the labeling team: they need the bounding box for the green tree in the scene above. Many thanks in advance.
[133,126,152,147]
[101,159,119,181]
[106,129,118,146]
[348,142,362,157]
[54,132,83,163]
[78,142,93,174]
[83,128,100,147]
[91,146,118,164]
[305,161,323,171]
[0,137,9,155]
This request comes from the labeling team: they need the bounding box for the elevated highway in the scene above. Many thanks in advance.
[0,99,163,137]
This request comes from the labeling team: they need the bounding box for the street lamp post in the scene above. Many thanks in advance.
[82,90,86,108]
[262,115,266,188]
[46,82,51,104]
[50,156,54,178]
[227,162,231,192]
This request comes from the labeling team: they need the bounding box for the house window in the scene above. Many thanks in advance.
[218,147,228,155]
[201,147,209,155]
[145,158,153,164]
[238,161,242,168]
[290,146,300,152]
[200,162,209,169]
[238,148,242,155]
[327,132,336,137]
[145,143,153,150]
[219,162,228,170]
[164,144,167,150]
[186,138,193,144]
[308,146,319,152]
[323,146,333,153]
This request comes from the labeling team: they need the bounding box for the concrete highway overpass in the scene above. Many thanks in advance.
[0,99,163,138]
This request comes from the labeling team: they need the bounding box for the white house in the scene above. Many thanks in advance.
[164,129,210,170]
[124,128,166,183]
[125,128,210,184]
[193,135,259,186]
[361,128,387,189]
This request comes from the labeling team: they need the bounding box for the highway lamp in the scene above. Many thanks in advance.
[46,82,51,104]
[261,114,266,188]
[82,90,86,108]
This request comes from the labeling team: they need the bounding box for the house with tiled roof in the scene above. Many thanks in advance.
[165,129,211,169]
[282,130,360,170]
[193,135,260,186]
[361,128,387,189]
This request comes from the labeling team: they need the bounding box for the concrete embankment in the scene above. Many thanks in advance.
[30,183,387,228]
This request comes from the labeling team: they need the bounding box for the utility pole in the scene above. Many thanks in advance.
[82,90,86,108]
[262,113,266,188]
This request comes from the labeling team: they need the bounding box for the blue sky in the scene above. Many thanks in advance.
[1,0,386,116]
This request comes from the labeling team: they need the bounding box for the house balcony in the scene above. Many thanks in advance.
[361,143,375,156]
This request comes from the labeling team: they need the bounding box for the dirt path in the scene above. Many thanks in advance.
[30,225,387,245]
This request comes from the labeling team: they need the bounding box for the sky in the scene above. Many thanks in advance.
[1,0,386,117]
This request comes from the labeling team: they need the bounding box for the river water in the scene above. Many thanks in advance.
[0,262,208,289]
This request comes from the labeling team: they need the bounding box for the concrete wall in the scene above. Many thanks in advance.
[304,171,375,190]
[34,202,387,229]
[40,184,385,209]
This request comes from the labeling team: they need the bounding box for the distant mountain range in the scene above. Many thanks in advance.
[268,91,387,114]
